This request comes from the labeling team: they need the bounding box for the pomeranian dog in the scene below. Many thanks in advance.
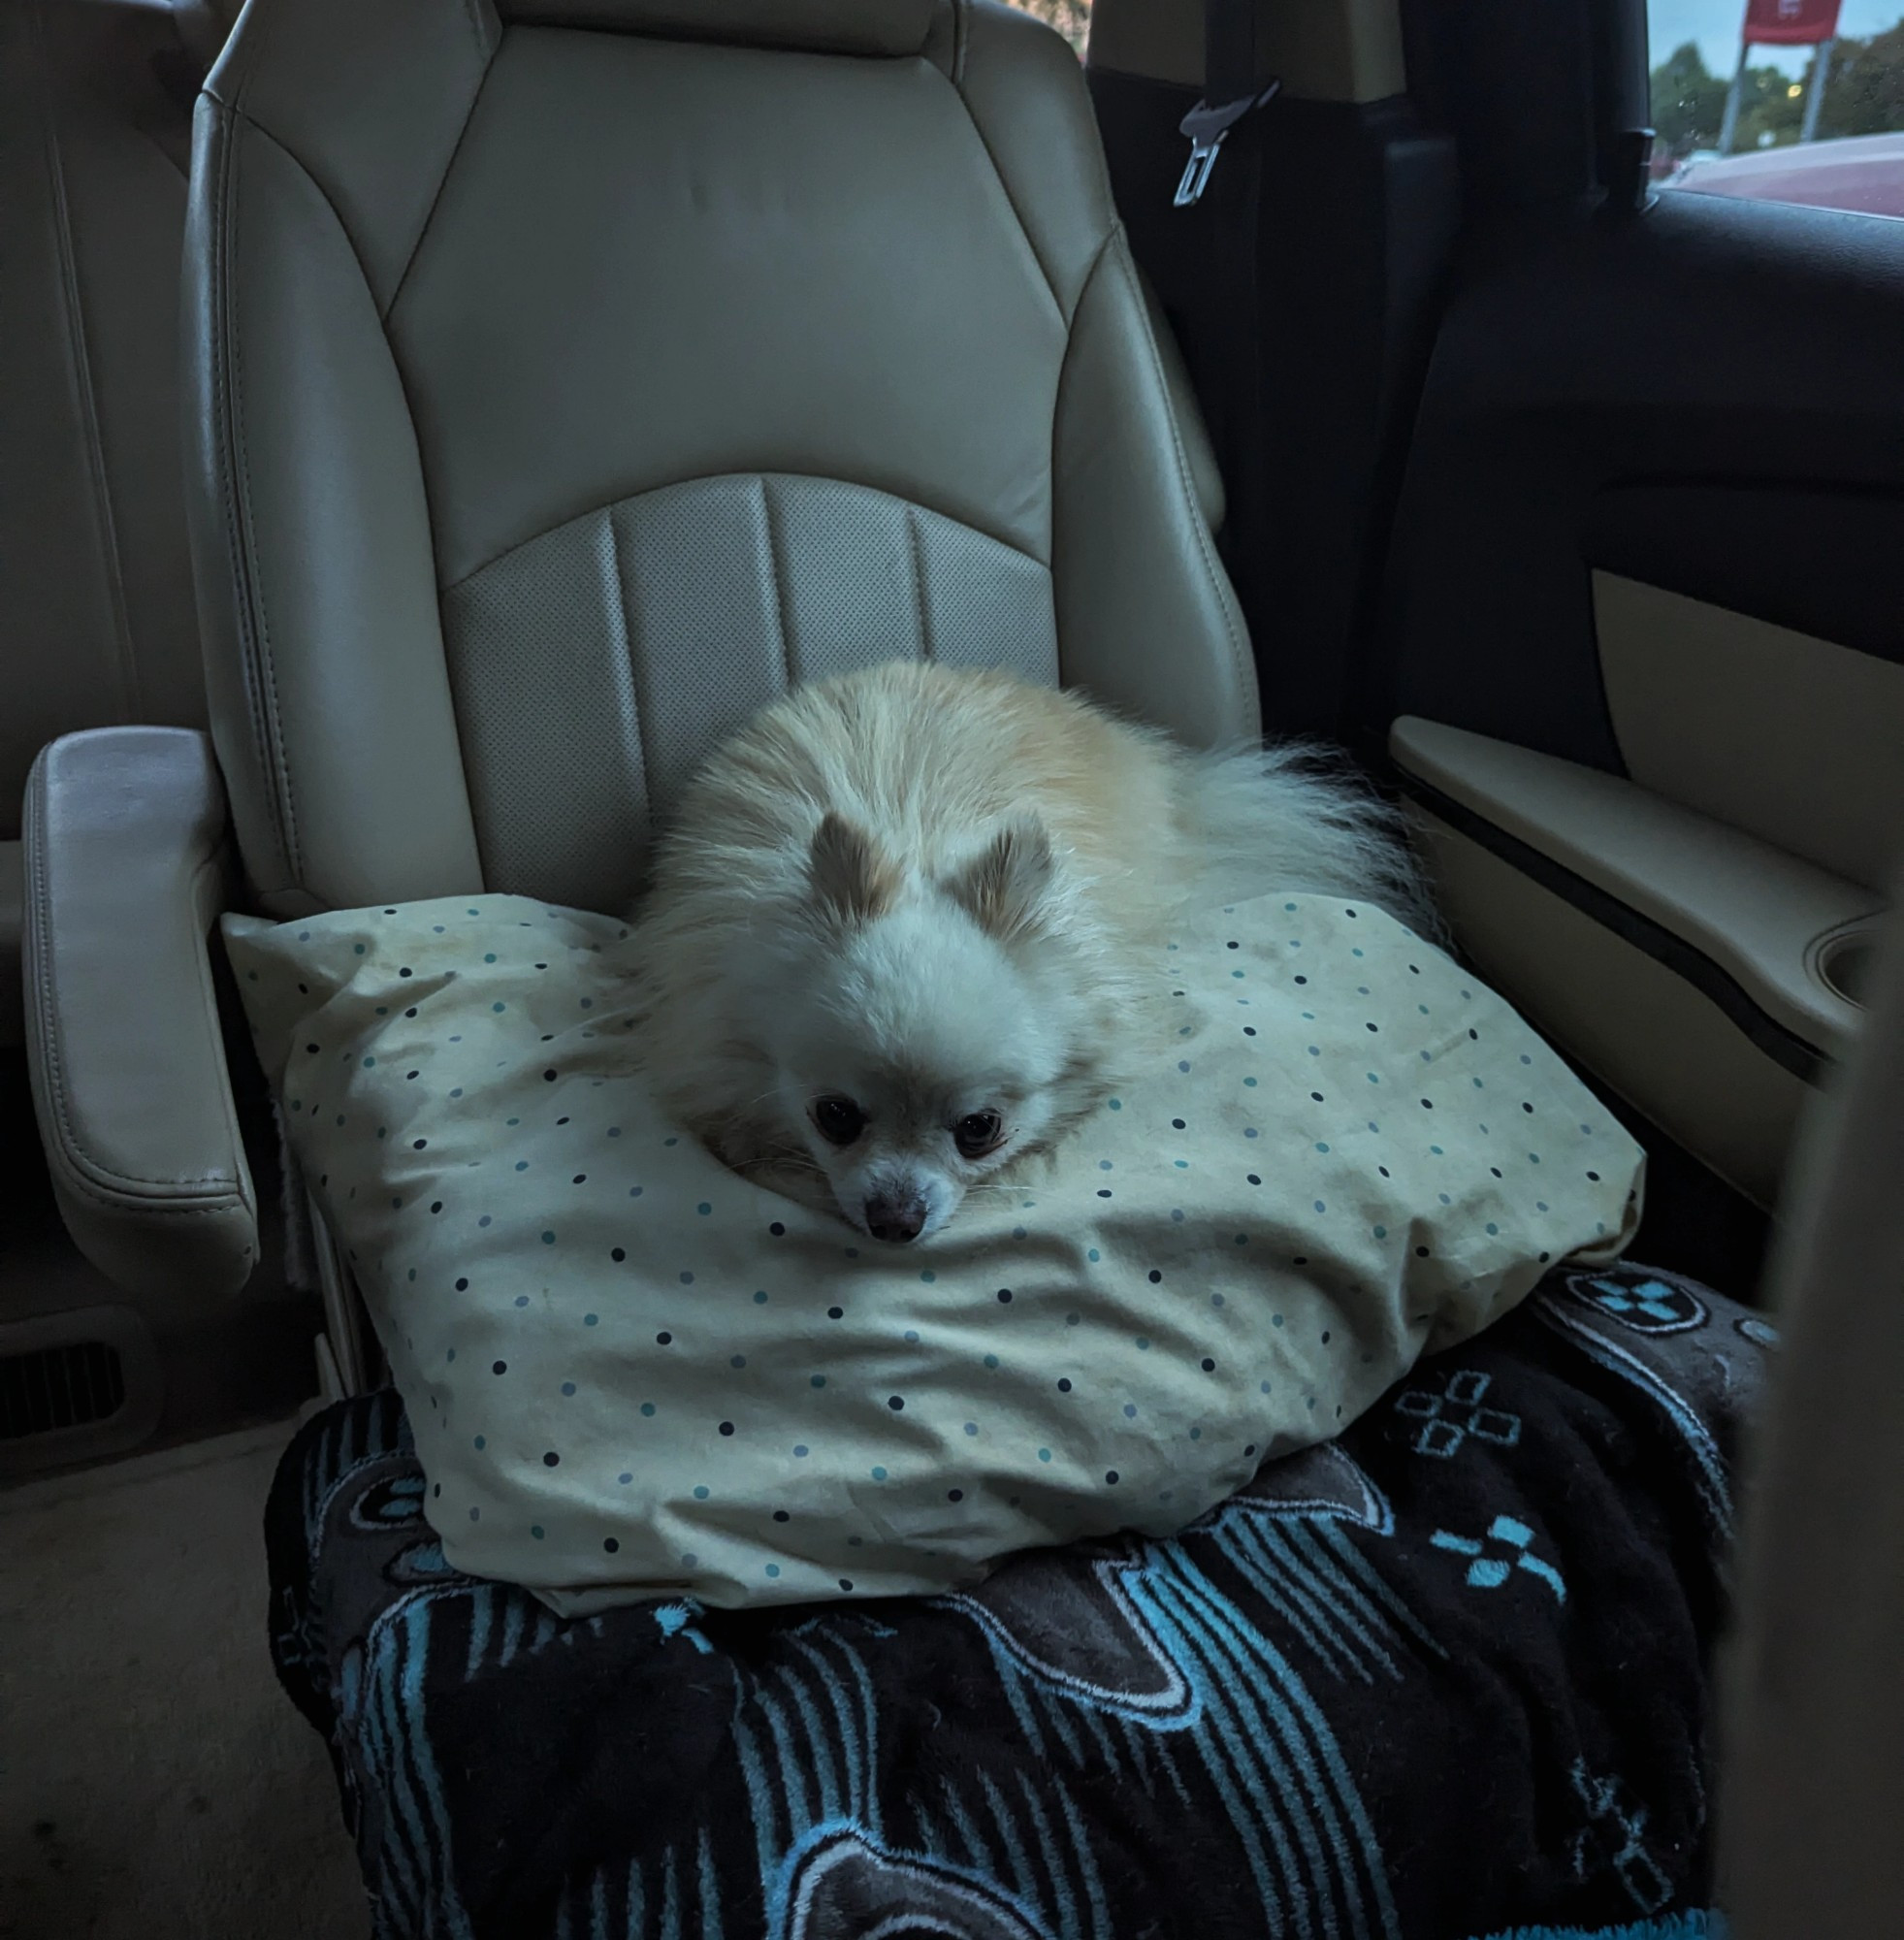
[627,662,1430,1244]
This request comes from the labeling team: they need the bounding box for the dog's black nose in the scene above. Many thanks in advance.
[865,1196,926,1244]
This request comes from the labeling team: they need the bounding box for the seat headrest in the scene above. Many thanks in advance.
[498,0,937,58]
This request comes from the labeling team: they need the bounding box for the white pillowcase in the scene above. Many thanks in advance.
[226,891,1642,1614]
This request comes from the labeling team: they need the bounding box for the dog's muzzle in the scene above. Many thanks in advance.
[864,1194,928,1244]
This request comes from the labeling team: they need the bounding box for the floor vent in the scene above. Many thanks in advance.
[1,1339,128,1440]
[0,1307,163,1474]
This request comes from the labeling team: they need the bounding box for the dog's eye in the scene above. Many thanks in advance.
[953,1110,1004,1159]
[812,1096,866,1147]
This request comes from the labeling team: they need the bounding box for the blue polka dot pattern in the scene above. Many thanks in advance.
[224,889,1642,1615]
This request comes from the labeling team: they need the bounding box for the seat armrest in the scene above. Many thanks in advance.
[21,728,258,1304]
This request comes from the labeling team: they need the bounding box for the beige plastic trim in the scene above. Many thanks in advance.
[313,1331,347,1407]
[1410,811,1806,1212]
[1594,572,1904,894]
[307,1195,373,1398]
[1390,717,1879,1059]
[1087,0,1406,104]
[1721,889,1904,1936]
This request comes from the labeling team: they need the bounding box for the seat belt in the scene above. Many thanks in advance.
[1153,0,1285,726]
[1174,0,1281,207]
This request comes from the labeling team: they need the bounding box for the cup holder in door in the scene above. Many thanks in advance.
[1814,928,1879,1009]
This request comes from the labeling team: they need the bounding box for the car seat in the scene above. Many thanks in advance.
[24,0,1249,1366]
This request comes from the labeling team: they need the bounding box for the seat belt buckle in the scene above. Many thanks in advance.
[1173,81,1280,207]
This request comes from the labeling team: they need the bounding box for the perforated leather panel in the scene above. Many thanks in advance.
[187,0,1256,918]
[441,473,1058,911]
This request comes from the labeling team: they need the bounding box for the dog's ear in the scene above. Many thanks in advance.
[806,812,899,926]
[942,818,1055,946]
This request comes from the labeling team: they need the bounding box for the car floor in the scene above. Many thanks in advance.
[0,1420,367,1940]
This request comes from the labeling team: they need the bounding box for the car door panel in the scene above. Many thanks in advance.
[1393,713,1876,1054]
[1583,482,1904,673]
[1379,181,1903,1213]
[1379,194,1904,771]
[1591,572,1904,892]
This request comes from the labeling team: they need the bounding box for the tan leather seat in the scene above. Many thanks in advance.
[25,0,1251,1302]
[0,0,235,1046]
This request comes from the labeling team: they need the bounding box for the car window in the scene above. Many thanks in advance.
[1651,0,1904,217]
[1007,0,1092,55]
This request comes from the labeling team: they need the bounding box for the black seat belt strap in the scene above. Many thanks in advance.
[1175,0,1281,206]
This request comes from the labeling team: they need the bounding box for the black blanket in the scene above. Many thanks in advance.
[267,1260,1769,1940]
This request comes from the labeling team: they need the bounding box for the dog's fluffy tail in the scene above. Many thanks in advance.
[1175,740,1442,940]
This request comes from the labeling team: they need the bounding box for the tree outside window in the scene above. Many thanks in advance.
[1007,0,1092,56]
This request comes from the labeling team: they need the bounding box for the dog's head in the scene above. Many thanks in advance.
[758,811,1098,1243]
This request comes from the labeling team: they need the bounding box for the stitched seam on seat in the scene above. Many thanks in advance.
[229,119,385,344]
[970,0,1120,226]
[201,117,294,888]
[223,0,289,119]
[945,16,1068,327]
[30,0,142,725]
[906,502,933,662]
[1097,229,1255,722]
[189,844,256,1219]
[1046,222,1119,629]
[204,114,284,879]
[20,759,244,1206]
[760,477,793,694]
[21,760,66,1184]
[383,15,500,321]
[604,506,656,834]
[53,1177,249,1216]
[218,116,303,880]
[227,114,487,889]
[439,473,1048,598]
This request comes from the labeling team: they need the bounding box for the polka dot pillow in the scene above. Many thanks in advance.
[224,892,1642,1615]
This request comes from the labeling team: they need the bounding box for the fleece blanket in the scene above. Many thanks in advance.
[268,1259,1766,1940]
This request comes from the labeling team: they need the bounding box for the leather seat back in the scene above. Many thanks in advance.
[1,0,222,1036]
[186,0,1256,919]
[1,0,211,802]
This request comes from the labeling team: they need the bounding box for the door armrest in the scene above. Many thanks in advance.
[21,728,258,1304]
[1390,715,1879,1062]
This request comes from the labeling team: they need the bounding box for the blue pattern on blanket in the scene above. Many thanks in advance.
[265,1264,1768,1939]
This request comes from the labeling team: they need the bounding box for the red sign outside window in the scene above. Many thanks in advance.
[1741,0,1843,46]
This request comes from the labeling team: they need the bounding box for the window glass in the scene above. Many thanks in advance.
[1651,0,1904,216]
[1006,1,1092,56]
